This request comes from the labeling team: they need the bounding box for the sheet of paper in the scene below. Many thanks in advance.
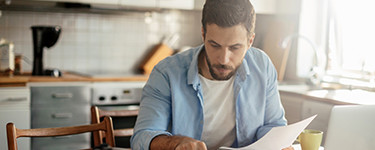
[219,115,317,150]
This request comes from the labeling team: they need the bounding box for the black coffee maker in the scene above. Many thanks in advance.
[31,26,61,76]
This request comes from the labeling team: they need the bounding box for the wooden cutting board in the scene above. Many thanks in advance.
[138,43,174,74]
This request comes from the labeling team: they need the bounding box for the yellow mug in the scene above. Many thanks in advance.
[297,129,323,150]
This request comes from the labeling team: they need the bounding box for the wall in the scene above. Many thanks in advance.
[0,10,202,74]
[253,14,300,82]
[0,8,302,80]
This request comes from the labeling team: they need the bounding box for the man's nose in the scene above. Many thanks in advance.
[218,49,230,64]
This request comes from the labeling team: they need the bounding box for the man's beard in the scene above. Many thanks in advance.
[205,52,236,80]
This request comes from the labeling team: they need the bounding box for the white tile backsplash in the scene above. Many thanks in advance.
[0,10,202,74]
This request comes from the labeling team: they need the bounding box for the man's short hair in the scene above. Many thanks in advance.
[202,0,256,38]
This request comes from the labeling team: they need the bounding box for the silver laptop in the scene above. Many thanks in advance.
[324,105,375,150]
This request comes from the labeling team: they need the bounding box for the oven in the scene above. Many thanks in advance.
[91,81,145,147]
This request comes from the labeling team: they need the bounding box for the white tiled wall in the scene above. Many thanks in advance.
[0,10,202,74]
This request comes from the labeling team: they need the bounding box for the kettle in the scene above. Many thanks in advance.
[0,38,15,73]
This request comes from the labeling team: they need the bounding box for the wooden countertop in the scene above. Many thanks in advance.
[278,84,375,105]
[0,72,149,87]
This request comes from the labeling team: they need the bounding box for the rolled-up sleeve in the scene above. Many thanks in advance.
[130,67,173,150]
[256,57,287,139]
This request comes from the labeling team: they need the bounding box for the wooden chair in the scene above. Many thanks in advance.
[91,106,139,147]
[6,116,115,150]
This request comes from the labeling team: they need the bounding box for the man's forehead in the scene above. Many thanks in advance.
[205,25,248,46]
[207,39,243,47]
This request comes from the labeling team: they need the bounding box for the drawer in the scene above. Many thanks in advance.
[301,100,334,145]
[302,100,333,123]
[31,86,90,105]
[0,87,30,108]
[32,133,90,150]
[31,105,90,128]
[280,94,303,124]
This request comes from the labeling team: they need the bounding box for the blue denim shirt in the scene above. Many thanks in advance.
[130,45,287,150]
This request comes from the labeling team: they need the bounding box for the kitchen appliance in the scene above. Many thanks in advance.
[91,81,145,147]
[92,81,145,105]
[0,38,15,73]
[31,26,61,76]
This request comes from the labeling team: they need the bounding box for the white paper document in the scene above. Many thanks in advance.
[219,115,317,150]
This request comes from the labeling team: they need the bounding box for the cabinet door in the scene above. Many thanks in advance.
[190,0,278,13]
[251,0,276,14]
[30,85,91,149]
[0,87,30,150]
[302,100,334,145]
[119,0,156,8]
[31,104,90,128]
[31,86,90,106]
[280,93,303,124]
[32,134,90,150]
[157,0,194,10]
[0,88,30,108]
[79,0,119,4]
[0,109,30,150]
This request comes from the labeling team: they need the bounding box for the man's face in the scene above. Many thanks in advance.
[202,24,254,80]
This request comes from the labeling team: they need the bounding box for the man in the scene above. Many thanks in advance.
[131,0,292,149]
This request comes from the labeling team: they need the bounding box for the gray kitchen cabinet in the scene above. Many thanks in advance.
[251,0,276,14]
[280,90,334,146]
[251,0,300,14]
[0,87,31,150]
[157,0,195,10]
[30,83,91,150]
[119,0,156,9]
[302,100,334,146]
[119,0,204,10]
[280,93,303,124]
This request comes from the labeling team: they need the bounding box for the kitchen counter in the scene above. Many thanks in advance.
[0,72,149,87]
[278,84,375,105]
[279,83,375,144]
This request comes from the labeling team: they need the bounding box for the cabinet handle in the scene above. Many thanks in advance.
[52,93,73,99]
[52,113,73,119]
[4,97,28,102]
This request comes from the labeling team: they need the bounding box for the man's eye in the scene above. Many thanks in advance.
[211,45,220,48]
[230,47,239,50]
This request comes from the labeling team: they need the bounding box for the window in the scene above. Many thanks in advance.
[326,0,375,80]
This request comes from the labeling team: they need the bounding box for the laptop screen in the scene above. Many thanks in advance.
[324,105,375,150]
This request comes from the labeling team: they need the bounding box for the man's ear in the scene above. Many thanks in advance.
[248,33,255,49]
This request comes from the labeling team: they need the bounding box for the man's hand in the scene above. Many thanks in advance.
[282,146,294,150]
[174,136,207,150]
[150,135,207,150]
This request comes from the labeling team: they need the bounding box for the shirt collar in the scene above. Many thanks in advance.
[187,44,204,90]
[236,50,251,82]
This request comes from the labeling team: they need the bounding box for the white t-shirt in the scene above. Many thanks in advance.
[199,75,236,150]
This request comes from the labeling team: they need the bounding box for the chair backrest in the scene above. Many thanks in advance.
[6,116,115,150]
[91,106,139,147]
